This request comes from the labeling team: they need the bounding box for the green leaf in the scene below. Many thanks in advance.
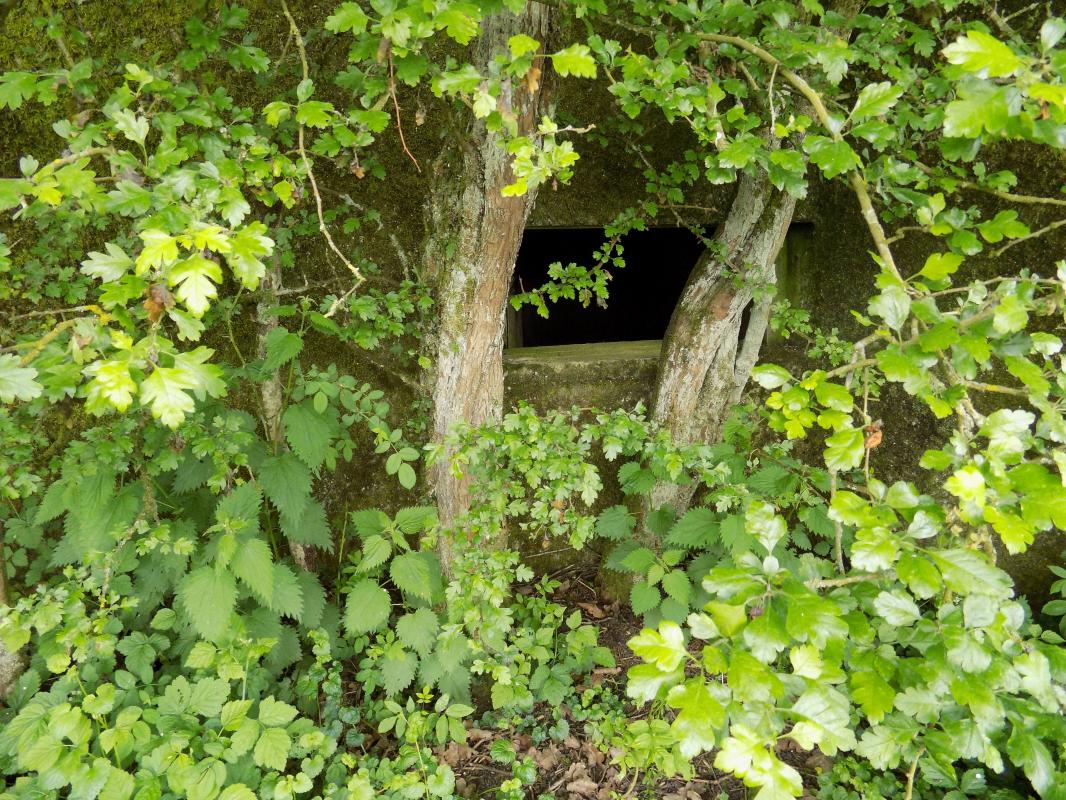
[82,243,133,282]
[943,30,1021,77]
[436,3,481,44]
[296,100,334,128]
[850,82,902,122]
[868,284,911,330]
[397,462,417,490]
[662,570,691,605]
[0,71,38,110]
[745,499,786,553]
[508,33,539,58]
[260,453,312,520]
[1005,725,1055,796]
[667,679,724,757]
[751,364,792,389]
[258,696,298,727]
[918,252,963,281]
[169,254,222,318]
[269,563,304,620]
[344,578,391,634]
[216,481,262,527]
[994,294,1029,335]
[873,590,921,626]
[391,552,433,599]
[804,136,860,178]
[179,567,237,641]
[226,223,273,289]
[824,427,864,472]
[253,726,290,771]
[852,669,895,725]
[325,2,369,33]
[929,549,1011,599]
[626,662,683,702]
[110,108,150,145]
[263,326,303,372]
[630,581,661,615]
[551,44,596,78]
[381,645,417,696]
[978,210,1028,243]
[629,621,687,671]
[666,507,717,549]
[230,538,274,603]
[100,768,134,800]
[283,401,334,470]
[0,354,42,404]
[396,608,439,655]
[136,229,179,272]
[218,785,256,800]
[139,366,196,428]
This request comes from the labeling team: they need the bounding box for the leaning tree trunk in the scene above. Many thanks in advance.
[646,171,796,521]
[425,3,552,577]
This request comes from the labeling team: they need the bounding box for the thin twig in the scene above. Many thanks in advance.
[691,31,903,282]
[280,0,365,287]
[915,162,1066,208]
[993,217,1066,257]
[388,53,422,173]
[903,748,925,800]
[807,570,896,589]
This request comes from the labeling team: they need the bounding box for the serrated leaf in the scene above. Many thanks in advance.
[325,2,369,33]
[873,590,921,626]
[344,578,391,634]
[662,570,691,605]
[824,427,864,472]
[82,243,133,282]
[630,581,662,615]
[230,538,274,602]
[258,696,298,727]
[179,567,237,641]
[0,354,42,404]
[381,646,417,696]
[283,401,334,470]
[269,563,304,620]
[259,453,311,520]
[850,671,895,724]
[550,44,596,77]
[943,30,1021,78]
[253,726,290,771]
[397,608,439,655]
[850,82,902,122]
[666,507,717,549]
[391,552,433,599]
[262,326,303,372]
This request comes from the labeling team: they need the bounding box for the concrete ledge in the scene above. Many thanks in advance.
[503,339,661,412]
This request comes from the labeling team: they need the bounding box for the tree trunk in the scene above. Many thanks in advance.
[647,171,796,520]
[425,4,552,576]
[257,258,316,572]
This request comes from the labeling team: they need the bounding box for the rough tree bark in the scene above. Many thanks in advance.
[257,258,315,572]
[647,170,796,520]
[424,4,553,576]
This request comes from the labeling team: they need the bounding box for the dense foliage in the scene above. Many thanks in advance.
[1,2,1066,800]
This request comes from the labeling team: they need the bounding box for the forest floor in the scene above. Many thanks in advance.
[429,564,828,800]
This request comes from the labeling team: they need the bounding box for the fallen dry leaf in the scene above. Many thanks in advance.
[577,602,605,619]
[565,778,599,797]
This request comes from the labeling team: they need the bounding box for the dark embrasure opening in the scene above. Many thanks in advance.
[507,227,707,348]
